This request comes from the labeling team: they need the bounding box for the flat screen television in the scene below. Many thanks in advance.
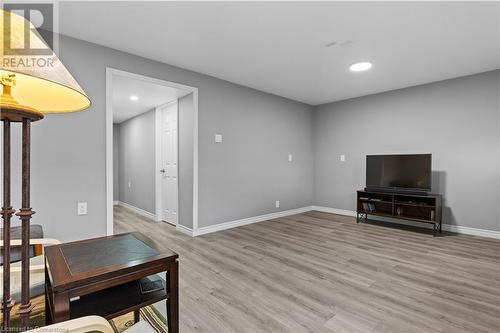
[366,154,431,193]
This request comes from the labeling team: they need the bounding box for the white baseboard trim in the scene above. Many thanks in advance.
[113,200,119,206]
[193,206,313,236]
[311,206,500,239]
[176,224,194,236]
[310,206,357,217]
[443,225,500,239]
[117,201,156,221]
[116,201,499,239]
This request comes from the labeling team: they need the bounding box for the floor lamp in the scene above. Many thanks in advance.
[1,10,90,331]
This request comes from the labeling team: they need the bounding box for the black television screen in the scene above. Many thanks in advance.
[366,154,431,191]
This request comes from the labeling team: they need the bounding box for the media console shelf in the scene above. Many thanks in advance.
[357,190,442,236]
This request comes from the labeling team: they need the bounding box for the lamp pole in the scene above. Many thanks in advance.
[1,76,43,331]
[2,119,15,332]
[17,118,35,330]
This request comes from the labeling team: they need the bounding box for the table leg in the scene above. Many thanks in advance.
[44,292,52,325]
[166,260,179,333]
[44,266,53,325]
[134,309,140,323]
[52,291,70,323]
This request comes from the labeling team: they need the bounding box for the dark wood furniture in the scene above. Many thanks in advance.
[357,190,442,236]
[44,232,179,333]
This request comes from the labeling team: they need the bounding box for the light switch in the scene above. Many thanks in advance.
[77,202,87,215]
[215,134,223,143]
[340,155,346,162]
[288,154,293,162]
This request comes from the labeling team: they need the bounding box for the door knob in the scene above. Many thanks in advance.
[160,169,166,173]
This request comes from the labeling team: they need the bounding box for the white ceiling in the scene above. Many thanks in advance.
[61,1,499,105]
[112,74,189,123]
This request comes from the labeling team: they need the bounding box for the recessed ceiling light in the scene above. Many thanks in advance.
[130,95,139,101]
[349,62,372,72]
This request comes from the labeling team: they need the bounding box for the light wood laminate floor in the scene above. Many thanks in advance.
[114,206,500,333]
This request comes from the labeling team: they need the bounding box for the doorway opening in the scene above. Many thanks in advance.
[106,68,198,235]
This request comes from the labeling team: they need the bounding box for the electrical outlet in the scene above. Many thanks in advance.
[288,154,293,162]
[275,200,280,208]
[215,134,223,143]
[340,154,346,162]
[77,202,87,215]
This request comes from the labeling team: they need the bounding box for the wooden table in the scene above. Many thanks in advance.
[44,232,179,333]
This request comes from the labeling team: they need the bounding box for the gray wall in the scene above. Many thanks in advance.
[117,110,156,214]
[199,86,314,227]
[113,124,119,201]
[313,70,500,231]
[11,32,495,242]
[10,33,313,241]
[178,94,194,228]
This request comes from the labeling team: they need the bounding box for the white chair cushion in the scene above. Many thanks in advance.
[0,255,45,301]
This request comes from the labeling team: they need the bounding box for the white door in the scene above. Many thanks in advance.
[159,101,178,225]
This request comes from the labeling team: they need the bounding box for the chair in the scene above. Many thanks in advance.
[0,225,60,302]
[26,315,157,333]
[27,316,115,333]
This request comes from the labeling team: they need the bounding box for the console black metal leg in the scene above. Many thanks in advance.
[357,212,367,224]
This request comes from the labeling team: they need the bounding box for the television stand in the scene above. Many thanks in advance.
[357,190,442,236]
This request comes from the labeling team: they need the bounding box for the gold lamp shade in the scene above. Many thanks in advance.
[0,9,90,121]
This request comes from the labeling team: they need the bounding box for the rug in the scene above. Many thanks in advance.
[9,295,45,329]
[9,296,168,332]
[110,306,168,333]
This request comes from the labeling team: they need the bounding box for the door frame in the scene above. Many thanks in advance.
[106,68,199,236]
[155,100,179,225]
